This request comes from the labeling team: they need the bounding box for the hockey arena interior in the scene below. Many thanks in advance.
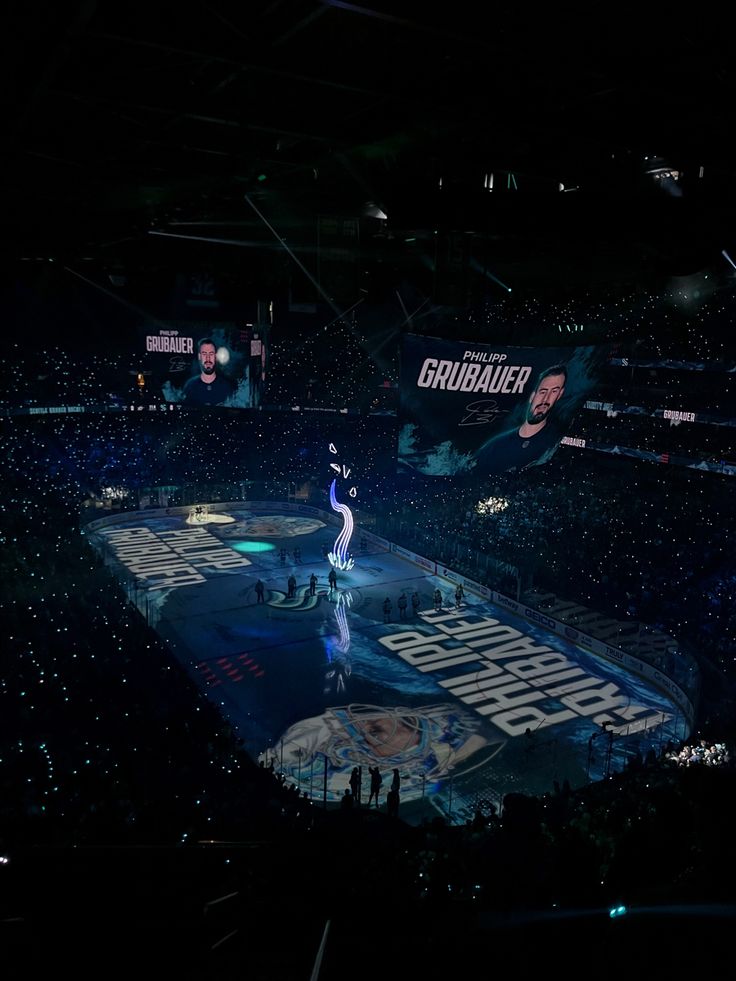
[3,5,736,976]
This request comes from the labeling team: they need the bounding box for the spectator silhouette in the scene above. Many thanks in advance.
[368,766,383,808]
[386,768,401,817]
[386,787,399,818]
[349,766,361,806]
[340,788,354,810]
[390,768,400,795]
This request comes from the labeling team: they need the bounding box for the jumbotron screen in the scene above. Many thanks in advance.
[140,321,267,410]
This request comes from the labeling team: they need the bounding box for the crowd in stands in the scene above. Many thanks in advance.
[3,408,735,820]
[9,407,734,696]
[3,279,736,964]
[666,740,731,767]
[375,455,736,698]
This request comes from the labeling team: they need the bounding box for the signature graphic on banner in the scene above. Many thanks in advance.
[459,400,510,427]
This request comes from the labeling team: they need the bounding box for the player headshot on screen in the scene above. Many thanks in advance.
[182,337,236,406]
[474,363,567,473]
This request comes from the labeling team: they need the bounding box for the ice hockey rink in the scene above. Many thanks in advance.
[86,502,693,827]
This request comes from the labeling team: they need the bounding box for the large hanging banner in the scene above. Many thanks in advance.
[398,335,610,475]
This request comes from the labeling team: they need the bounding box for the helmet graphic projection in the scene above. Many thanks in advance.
[259,702,506,801]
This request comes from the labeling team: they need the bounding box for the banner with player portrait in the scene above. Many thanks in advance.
[398,335,610,475]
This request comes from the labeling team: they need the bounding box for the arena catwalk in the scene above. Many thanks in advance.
[86,503,690,827]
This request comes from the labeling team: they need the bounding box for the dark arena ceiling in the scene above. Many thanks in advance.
[6,2,736,301]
